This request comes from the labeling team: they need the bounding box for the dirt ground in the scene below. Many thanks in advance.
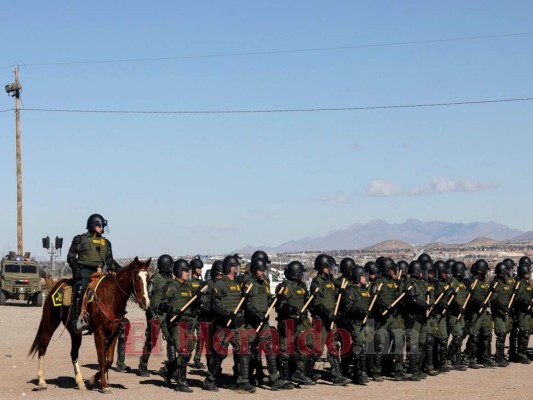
[1,299,533,400]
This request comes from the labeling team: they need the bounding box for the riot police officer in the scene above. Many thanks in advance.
[513,263,533,364]
[243,258,294,390]
[67,214,121,332]
[446,261,468,371]
[159,259,199,392]
[490,262,513,367]
[138,255,175,376]
[339,264,371,385]
[205,255,255,393]
[276,261,315,386]
[190,257,207,369]
[309,254,351,386]
[432,260,452,372]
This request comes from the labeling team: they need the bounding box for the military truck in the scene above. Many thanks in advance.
[0,252,43,306]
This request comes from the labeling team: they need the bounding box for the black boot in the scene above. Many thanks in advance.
[449,335,467,371]
[330,356,351,386]
[435,338,451,372]
[371,352,384,382]
[203,356,222,392]
[175,365,193,393]
[292,356,315,385]
[237,355,256,393]
[509,327,518,362]
[305,356,321,382]
[481,333,497,368]
[71,283,86,332]
[115,323,130,372]
[518,331,531,364]
[267,353,294,390]
[354,344,369,385]
[496,334,509,367]
[424,335,439,376]
[467,335,482,369]
[138,353,150,377]
[164,345,178,388]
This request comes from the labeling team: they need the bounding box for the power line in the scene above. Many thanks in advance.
[15,97,533,115]
[0,109,13,113]
[2,31,533,69]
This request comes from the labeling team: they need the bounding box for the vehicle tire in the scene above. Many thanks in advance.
[33,292,43,307]
[0,291,6,305]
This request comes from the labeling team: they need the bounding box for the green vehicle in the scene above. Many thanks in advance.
[0,252,42,306]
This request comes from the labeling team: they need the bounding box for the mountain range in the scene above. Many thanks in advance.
[237,219,530,253]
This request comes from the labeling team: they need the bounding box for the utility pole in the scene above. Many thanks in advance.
[5,67,23,255]
[15,67,22,256]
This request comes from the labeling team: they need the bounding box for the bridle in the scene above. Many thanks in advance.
[113,265,148,311]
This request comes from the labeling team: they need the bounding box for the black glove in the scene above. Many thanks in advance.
[328,313,337,323]
[457,306,465,315]
[295,310,305,320]
[226,311,236,321]
[173,309,183,320]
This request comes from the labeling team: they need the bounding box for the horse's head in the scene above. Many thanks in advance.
[131,256,152,311]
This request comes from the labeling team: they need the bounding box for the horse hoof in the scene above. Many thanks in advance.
[101,387,112,394]
[32,385,47,391]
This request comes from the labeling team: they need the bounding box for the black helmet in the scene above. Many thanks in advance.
[473,259,489,276]
[251,258,268,275]
[418,253,432,263]
[434,260,447,279]
[396,260,409,275]
[445,259,455,272]
[421,260,434,280]
[379,257,396,277]
[349,265,366,284]
[340,258,356,276]
[211,260,224,276]
[452,261,466,278]
[408,260,422,277]
[222,255,239,275]
[375,256,385,266]
[190,258,204,271]
[517,264,530,278]
[314,254,334,272]
[157,254,174,273]
[495,262,507,277]
[364,261,379,275]
[251,250,270,264]
[503,258,516,270]
[519,256,532,266]
[285,261,305,280]
[173,259,190,279]
[86,213,107,232]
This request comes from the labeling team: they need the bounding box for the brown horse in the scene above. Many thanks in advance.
[29,256,151,393]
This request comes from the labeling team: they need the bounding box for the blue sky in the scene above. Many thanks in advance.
[0,1,532,258]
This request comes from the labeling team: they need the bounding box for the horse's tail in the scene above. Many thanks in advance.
[28,323,43,359]
[28,279,68,359]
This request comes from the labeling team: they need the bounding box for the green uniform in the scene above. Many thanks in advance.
[490,276,513,364]
[139,271,174,368]
[162,279,199,389]
[513,277,533,362]
[463,277,493,366]
[433,279,452,371]
[370,276,405,375]
[339,281,371,383]
[446,277,468,367]
[207,276,250,386]
[276,279,314,381]
[190,275,206,365]
[420,279,437,372]
[310,273,348,383]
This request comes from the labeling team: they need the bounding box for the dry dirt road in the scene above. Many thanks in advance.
[1,300,532,400]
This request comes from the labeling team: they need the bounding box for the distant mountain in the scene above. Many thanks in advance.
[512,231,533,241]
[237,219,524,253]
[459,236,500,247]
[365,240,415,251]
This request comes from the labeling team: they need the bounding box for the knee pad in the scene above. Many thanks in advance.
[452,335,462,348]
[426,334,435,347]
[521,330,530,338]
[470,334,479,345]
[280,353,291,362]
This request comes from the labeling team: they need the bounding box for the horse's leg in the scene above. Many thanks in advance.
[89,328,107,391]
[67,326,86,390]
[101,334,120,392]
[32,297,62,390]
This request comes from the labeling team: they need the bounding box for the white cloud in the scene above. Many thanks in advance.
[305,194,350,204]
[430,178,497,193]
[365,178,497,197]
[365,180,402,197]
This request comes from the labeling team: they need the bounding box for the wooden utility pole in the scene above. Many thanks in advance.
[14,67,23,255]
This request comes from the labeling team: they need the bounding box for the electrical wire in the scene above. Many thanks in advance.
[2,31,532,69]
[13,97,533,115]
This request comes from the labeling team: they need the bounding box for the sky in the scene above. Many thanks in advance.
[0,1,532,258]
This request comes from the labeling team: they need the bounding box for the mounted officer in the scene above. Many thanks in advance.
[67,214,121,333]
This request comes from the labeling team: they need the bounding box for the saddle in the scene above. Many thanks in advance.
[50,272,105,309]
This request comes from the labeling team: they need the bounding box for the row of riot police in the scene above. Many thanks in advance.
[137,251,533,392]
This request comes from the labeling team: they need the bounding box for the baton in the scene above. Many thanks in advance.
[256,286,285,333]
[478,281,498,314]
[227,283,254,327]
[457,279,478,321]
[382,285,413,316]
[169,284,209,323]
[363,283,383,324]
[330,279,348,330]
[301,286,319,313]
[508,281,521,309]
